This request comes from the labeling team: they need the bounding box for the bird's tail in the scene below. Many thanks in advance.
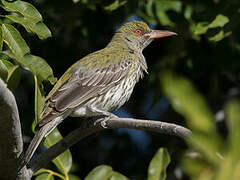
[18,116,63,171]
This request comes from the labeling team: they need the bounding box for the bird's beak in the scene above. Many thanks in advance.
[145,30,177,39]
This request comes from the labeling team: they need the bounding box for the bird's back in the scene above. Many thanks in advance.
[38,47,147,127]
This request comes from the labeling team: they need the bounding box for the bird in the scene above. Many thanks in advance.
[20,21,176,168]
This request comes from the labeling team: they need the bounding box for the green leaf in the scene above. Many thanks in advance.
[0,59,10,81]
[148,148,170,180]
[146,0,154,18]
[194,14,230,36]
[182,156,212,180]
[34,168,66,179]
[44,128,72,176]
[24,54,56,84]
[194,22,209,35]
[7,66,21,89]
[35,173,55,180]
[1,0,42,23]
[208,14,229,28]
[208,30,232,42]
[109,172,129,180]
[214,96,240,180]
[2,24,30,57]
[208,30,224,42]
[69,174,82,180]
[0,59,22,88]
[72,0,81,3]
[3,62,21,89]
[85,165,113,180]
[0,26,2,50]
[160,71,222,163]
[22,54,56,84]
[184,5,193,22]
[225,100,240,159]
[6,15,52,40]
[32,21,52,39]
[104,0,127,11]
[155,0,182,27]
[4,52,56,84]
[33,75,45,130]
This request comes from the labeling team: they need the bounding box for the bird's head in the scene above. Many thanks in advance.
[110,21,177,52]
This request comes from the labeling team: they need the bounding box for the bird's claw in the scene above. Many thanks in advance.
[100,117,108,128]
[94,114,118,128]
[94,116,109,128]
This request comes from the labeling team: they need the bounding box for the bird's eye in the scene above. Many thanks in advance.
[135,29,142,35]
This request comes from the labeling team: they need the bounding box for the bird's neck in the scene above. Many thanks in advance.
[106,33,148,77]
[107,33,142,54]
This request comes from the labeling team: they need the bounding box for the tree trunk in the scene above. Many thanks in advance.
[0,79,30,180]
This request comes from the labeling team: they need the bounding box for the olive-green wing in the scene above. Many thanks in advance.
[39,51,133,127]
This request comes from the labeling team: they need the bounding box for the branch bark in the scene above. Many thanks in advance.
[27,117,191,176]
[0,79,30,180]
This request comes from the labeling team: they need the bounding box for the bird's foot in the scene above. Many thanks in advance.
[94,114,118,128]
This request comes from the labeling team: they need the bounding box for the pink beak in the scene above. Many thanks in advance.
[146,30,177,39]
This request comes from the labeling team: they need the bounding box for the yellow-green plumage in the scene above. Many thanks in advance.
[21,21,176,168]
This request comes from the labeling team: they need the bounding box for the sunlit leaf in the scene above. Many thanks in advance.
[155,0,182,27]
[6,15,51,40]
[23,54,56,84]
[85,165,113,180]
[208,14,229,28]
[0,59,10,81]
[4,51,56,84]
[184,5,193,22]
[209,30,231,42]
[148,148,170,180]
[2,0,42,23]
[35,169,66,180]
[44,128,72,176]
[72,0,81,3]
[2,24,30,57]
[194,22,209,35]
[194,14,230,37]
[160,71,222,163]
[35,173,55,180]
[104,0,127,11]
[208,30,224,42]
[213,100,240,180]
[109,172,129,180]
[182,155,211,180]
[32,21,52,39]
[0,26,2,50]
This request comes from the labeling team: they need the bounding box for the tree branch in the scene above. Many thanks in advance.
[27,117,191,176]
[0,79,30,180]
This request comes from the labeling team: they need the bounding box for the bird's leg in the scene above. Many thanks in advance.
[87,105,118,128]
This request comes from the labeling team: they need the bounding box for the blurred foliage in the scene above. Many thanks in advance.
[34,148,170,180]
[160,71,240,180]
[1,0,240,179]
[148,148,170,180]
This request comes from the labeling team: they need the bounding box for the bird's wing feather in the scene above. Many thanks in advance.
[39,50,133,127]
[54,61,132,111]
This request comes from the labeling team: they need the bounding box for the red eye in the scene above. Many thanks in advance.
[135,29,142,35]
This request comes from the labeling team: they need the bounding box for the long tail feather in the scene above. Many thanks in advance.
[18,116,63,171]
